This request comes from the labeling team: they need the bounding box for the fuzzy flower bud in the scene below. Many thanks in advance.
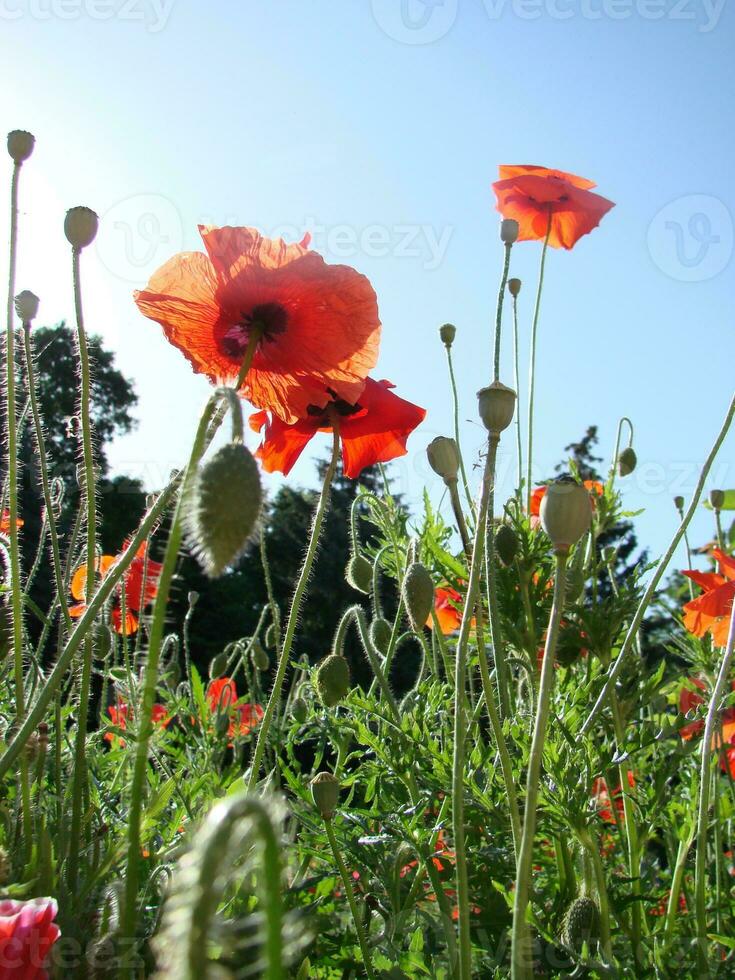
[540,478,592,553]
[426,436,460,484]
[14,290,39,324]
[209,652,228,679]
[369,617,392,655]
[709,489,725,511]
[251,639,269,671]
[617,446,637,477]
[561,896,600,953]
[311,771,340,820]
[346,553,372,594]
[508,278,522,298]
[500,218,519,244]
[7,130,35,164]
[292,697,308,724]
[402,562,434,633]
[477,381,516,435]
[495,523,518,566]
[64,206,99,250]
[674,495,685,511]
[439,323,456,348]
[315,653,351,707]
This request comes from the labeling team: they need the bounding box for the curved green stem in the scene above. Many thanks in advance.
[493,243,512,381]
[525,216,551,510]
[606,416,634,495]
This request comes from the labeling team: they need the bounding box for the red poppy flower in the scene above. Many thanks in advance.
[206,676,264,742]
[591,771,635,824]
[0,510,23,534]
[0,897,60,980]
[134,226,381,424]
[529,481,603,519]
[428,586,463,634]
[682,550,735,646]
[69,542,163,635]
[105,699,171,747]
[249,379,425,479]
[678,675,735,746]
[493,165,614,250]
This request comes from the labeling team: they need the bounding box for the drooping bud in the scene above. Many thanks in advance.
[265,623,277,648]
[402,562,434,633]
[370,617,392,655]
[251,639,269,671]
[500,218,519,244]
[183,443,262,578]
[561,896,601,953]
[495,523,518,566]
[539,478,592,553]
[477,381,516,435]
[311,771,340,820]
[709,489,725,511]
[188,590,200,607]
[346,553,372,594]
[508,278,521,298]
[14,290,39,323]
[209,652,228,679]
[617,446,637,477]
[439,323,456,348]
[426,436,460,484]
[64,206,99,250]
[7,130,34,164]
[673,495,685,511]
[292,697,308,724]
[315,653,351,707]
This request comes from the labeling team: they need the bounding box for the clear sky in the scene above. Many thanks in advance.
[2,0,733,569]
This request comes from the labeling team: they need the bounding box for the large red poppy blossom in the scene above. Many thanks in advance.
[249,379,425,479]
[134,226,381,423]
[0,897,60,980]
[493,165,614,250]
[682,550,735,646]
[69,542,163,635]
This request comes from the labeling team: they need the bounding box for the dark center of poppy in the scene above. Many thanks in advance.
[219,302,289,359]
[306,391,362,420]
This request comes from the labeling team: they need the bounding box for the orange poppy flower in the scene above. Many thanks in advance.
[529,481,603,518]
[134,226,381,424]
[678,675,735,745]
[591,771,635,824]
[105,699,171,747]
[427,586,463,634]
[69,542,163,635]
[682,550,735,646]
[249,378,425,479]
[0,509,23,534]
[493,165,614,250]
[206,676,264,741]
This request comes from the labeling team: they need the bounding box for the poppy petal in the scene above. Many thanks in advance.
[251,412,319,476]
[339,379,426,479]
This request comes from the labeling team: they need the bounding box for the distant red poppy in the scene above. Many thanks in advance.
[206,676,264,741]
[678,675,735,746]
[105,699,171,747]
[249,379,425,479]
[69,542,162,635]
[0,509,23,534]
[682,550,735,646]
[134,225,381,424]
[0,897,60,979]
[592,771,635,824]
[428,586,463,634]
[493,165,614,250]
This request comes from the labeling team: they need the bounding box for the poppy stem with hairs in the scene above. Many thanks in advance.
[247,422,341,792]
[493,242,512,382]
[511,549,568,980]
[511,289,523,497]
[444,341,476,520]
[606,415,634,496]
[525,212,552,509]
[695,602,735,976]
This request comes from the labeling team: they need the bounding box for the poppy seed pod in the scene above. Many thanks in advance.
[617,446,637,477]
[674,495,685,511]
[402,561,434,633]
[439,323,456,348]
[7,130,35,164]
[500,218,519,244]
[311,771,340,820]
[709,489,725,511]
[315,653,351,707]
[495,523,518,567]
[508,277,522,298]
[370,617,392,655]
[64,206,99,250]
[183,443,262,578]
[346,553,372,594]
[540,479,592,552]
[477,381,516,435]
[14,290,39,323]
[426,436,460,484]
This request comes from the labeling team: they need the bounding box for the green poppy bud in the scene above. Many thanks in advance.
[311,771,340,820]
[540,478,592,553]
[210,652,228,679]
[265,623,278,648]
[402,562,434,633]
[495,523,518,566]
[315,653,351,707]
[439,323,456,348]
[426,436,460,484]
[674,495,685,511]
[477,381,516,435]
[370,617,392,655]
[7,130,35,164]
[251,639,270,671]
[561,896,600,952]
[617,446,637,477]
[64,206,99,250]
[508,277,522,297]
[709,489,725,511]
[292,697,308,724]
[346,553,372,594]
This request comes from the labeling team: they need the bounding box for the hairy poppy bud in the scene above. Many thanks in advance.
[439,323,456,348]
[561,896,600,952]
[709,489,725,511]
[477,381,516,435]
[64,206,99,250]
[500,218,519,244]
[311,771,340,820]
[251,639,269,671]
[292,697,308,724]
[674,495,685,511]
[315,653,351,707]
[495,523,518,566]
[426,436,460,484]
[402,562,434,633]
[7,130,34,164]
[210,652,228,679]
[540,479,592,553]
[370,617,392,655]
[346,553,372,594]
[183,443,262,578]
[617,446,637,477]
[508,277,521,298]
[265,623,277,648]
[14,290,39,323]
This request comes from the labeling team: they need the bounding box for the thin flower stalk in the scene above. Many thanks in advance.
[525,213,552,509]
[324,818,378,980]
[493,242,513,382]
[511,288,523,494]
[444,342,475,518]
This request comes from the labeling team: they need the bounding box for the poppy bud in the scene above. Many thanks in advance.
[251,639,269,671]
[508,278,522,298]
[346,553,372,594]
[311,771,340,820]
[188,590,200,606]
[617,447,637,477]
[292,697,308,724]
[370,617,392,655]
[561,896,600,953]
[214,710,231,737]
[439,323,456,348]
[315,653,351,707]
[14,290,39,323]
[500,218,519,244]
[265,623,277,648]
[495,523,518,566]
[709,489,725,511]
[183,443,262,578]
[426,436,460,484]
[477,381,516,435]
[7,130,34,164]
[402,562,434,633]
[673,495,685,511]
[65,206,99,250]
[540,479,592,553]
[602,545,617,565]
[210,652,228,678]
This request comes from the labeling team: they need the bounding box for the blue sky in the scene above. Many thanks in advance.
[2,0,733,568]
